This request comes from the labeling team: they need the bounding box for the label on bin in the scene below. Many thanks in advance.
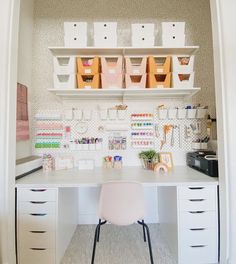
[133,69,140,74]
[157,69,164,73]
[84,86,92,89]
[109,69,116,74]
[157,85,164,88]
[85,69,92,74]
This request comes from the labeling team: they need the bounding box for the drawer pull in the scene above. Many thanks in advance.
[189,211,205,214]
[189,228,205,231]
[190,245,206,248]
[30,189,47,192]
[30,201,47,204]
[189,199,205,202]
[30,213,47,216]
[30,231,46,234]
[188,187,204,190]
[30,248,46,251]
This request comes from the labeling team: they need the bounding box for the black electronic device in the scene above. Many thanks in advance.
[186,151,218,177]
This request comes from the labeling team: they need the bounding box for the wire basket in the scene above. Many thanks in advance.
[140,158,156,170]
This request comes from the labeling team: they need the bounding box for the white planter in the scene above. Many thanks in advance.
[177,109,187,119]
[168,109,177,119]
[187,109,197,119]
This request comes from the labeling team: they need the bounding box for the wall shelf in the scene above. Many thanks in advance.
[48,88,200,100]
[49,46,199,57]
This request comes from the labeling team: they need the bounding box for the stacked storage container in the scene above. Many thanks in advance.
[101,56,123,89]
[162,22,185,47]
[147,56,171,88]
[131,23,155,47]
[53,57,77,89]
[64,22,87,47]
[94,22,117,47]
[172,55,195,88]
[77,57,100,89]
[125,57,147,89]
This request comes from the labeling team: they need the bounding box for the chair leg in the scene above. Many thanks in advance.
[143,222,154,264]
[142,220,146,242]
[97,219,101,242]
[91,224,99,264]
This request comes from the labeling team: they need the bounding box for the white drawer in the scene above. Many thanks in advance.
[180,227,218,246]
[18,201,56,214]
[19,247,55,264]
[18,213,56,232]
[19,230,55,249]
[179,211,217,229]
[18,188,57,202]
[178,185,216,200]
[179,243,218,264]
[179,197,216,211]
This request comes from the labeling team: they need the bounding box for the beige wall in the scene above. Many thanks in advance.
[16,0,34,159]
[32,0,216,117]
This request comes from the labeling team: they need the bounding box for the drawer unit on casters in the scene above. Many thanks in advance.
[177,185,218,264]
[17,188,57,264]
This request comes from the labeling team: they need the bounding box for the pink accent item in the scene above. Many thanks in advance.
[125,57,147,75]
[98,181,145,226]
[125,74,147,89]
[101,56,123,74]
[101,73,123,89]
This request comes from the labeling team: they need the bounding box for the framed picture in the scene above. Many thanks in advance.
[159,152,173,171]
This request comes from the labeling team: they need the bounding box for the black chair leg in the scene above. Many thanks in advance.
[97,219,101,242]
[142,220,146,242]
[91,224,99,264]
[143,222,154,264]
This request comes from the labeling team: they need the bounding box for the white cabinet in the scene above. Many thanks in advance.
[17,187,78,264]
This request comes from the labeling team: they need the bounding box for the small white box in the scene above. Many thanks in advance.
[196,109,207,119]
[172,72,194,88]
[131,23,155,37]
[162,22,185,35]
[162,34,185,47]
[168,109,177,119]
[187,109,197,119]
[94,34,117,47]
[94,22,117,35]
[75,159,94,170]
[64,22,87,36]
[132,35,155,47]
[158,109,168,120]
[172,55,195,73]
[64,35,87,47]
[53,74,76,89]
[177,109,187,119]
[53,57,76,74]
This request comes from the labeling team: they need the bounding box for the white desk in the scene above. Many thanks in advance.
[16,166,219,264]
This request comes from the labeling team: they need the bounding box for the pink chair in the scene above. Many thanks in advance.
[91,181,154,264]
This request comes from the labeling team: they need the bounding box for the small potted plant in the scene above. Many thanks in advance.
[139,150,159,170]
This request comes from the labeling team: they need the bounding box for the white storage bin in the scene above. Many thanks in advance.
[73,109,83,120]
[177,108,187,119]
[83,109,92,120]
[64,22,87,36]
[168,108,177,119]
[99,109,108,120]
[108,109,117,120]
[172,72,195,88]
[94,22,117,35]
[53,57,76,74]
[162,22,185,35]
[158,109,168,120]
[172,55,195,73]
[131,23,155,37]
[196,108,207,119]
[94,34,117,47]
[187,108,197,119]
[64,35,87,47]
[132,35,155,47]
[162,34,185,47]
[53,74,76,89]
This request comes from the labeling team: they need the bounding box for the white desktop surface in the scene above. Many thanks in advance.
[15,166,218,188]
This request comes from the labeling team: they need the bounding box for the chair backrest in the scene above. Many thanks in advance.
[98,181,145,226]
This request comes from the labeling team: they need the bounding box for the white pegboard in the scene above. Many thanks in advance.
[32,104,207,167]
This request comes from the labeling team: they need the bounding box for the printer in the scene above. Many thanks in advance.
[186,151,218,177]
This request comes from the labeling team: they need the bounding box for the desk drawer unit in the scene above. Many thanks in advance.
[17,188,57,264]
[177,185,218,264]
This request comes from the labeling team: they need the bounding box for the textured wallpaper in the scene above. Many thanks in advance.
[31,0,215,116]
